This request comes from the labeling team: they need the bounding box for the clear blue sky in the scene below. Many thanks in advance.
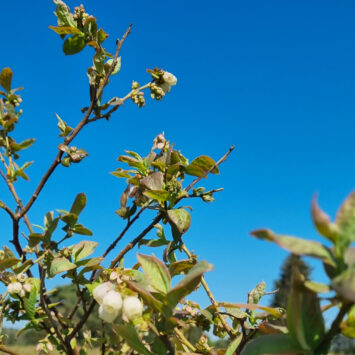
[1,0,355,314]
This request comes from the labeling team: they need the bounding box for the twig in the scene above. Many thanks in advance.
[20,24,133,219]
[174,328,197,352]
[184,145,235,193]
[0,200,15,220]
[39,267,68,352]
[315,301,353,353]
[182,244,234,338]
[109,213,163,268]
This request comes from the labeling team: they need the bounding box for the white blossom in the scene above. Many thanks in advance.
[93,282,114,305]
[102,290,122,314]
[98,305,118,323]
[122,296,143,321]
[23,283,32,293]
[162,71,177,86]
[7,282,22,294]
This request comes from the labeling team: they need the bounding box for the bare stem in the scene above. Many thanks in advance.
[182,244,234,337]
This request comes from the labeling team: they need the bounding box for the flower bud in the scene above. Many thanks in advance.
[18,288,26,298]
[17,273,26,283]
[7,282,22,294]
[162,71,177,86]
[93,282,114,305]
[122,296,143,321]
[98,305,118,323]
[46,343,54,351]
[102,290,122,314]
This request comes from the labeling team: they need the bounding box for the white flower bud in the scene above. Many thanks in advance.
[98,305,118,323]
[18,288,26,298]
[162,71,177,86]
[122,296,143,321]
[102,290,122,314]
[17,273,26,283]
[93,282,114,305]
[7,282,23,294]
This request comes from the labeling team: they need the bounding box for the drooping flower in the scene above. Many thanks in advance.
[7,282,23,295]
[122,296,143,321]
[162,71,177,86]
[98,305,118,323]
[98,290,123,323]
[93,282,114,305]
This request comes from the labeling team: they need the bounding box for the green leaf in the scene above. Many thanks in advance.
[287,267,325,351]
[56,113,73,137]
[251,229,336,267]
[185,155,219,177]
[60,212,78,227]
[336,190,355,242]
[219,303,284,319]
[0,68,13,92]
[169,259,195,277]
[50,257,76,276]
[166,261,213,309]
[76,257,103,268]
[167,209,191,234]
[225,333,243,355]
[332,265,355,302]
[304,280,331,293]
[126,281,164,313]
[143,190,170,202]
[13,259,34,274]
[137,253,171,294]
[63,35,86,55]
[106,57,121,75]
[11,138,35,151]
[240,334,303,355]
[0,257,20,271]
[93,48,106,73]
[311,196,339,242]
[29,233,44,248]
[248,281,266,304]
[54,1,76,27]
[49,26,83,35]
[70,193,87,216]
[23,278,40,320]
[113,324,153,355]
[97,28,108,44]
[72,241,98,262]
[72,224,93,236]
[140,172,164,191]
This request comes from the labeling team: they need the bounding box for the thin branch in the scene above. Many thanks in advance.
[87,82,152,124]
[174,328,196,353]
[109,213,163,268]
[315,301,353,353]
[20,25,133,219]
[0,200,15,220]
[39,267,67,351]
[182,244,235,338]
[102,205,147,259]
[185,145,235,193]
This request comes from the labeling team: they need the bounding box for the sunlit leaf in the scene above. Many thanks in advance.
[251,229,336,267]
[0,68,13,92]
[63,35,86,55]
[167,208,191,235]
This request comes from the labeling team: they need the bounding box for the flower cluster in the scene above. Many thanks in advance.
[149,69,177,100]
[93,282,143,323]
[7,273,32,298]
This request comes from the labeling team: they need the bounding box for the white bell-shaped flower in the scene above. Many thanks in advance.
[102,290,123,314]
[162,71,177,86]
[122,296,143,321]
[98,305,118,323]
[93,282,114,305]
[7,282,23,294]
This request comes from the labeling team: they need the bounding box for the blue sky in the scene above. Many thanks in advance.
[1,0,355,317]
